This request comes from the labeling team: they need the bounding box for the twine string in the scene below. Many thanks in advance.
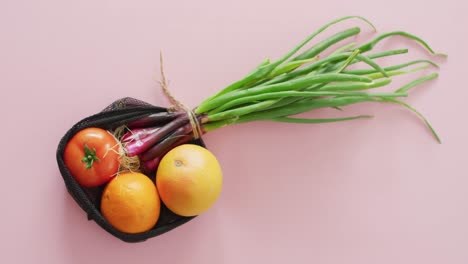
[159,52,203,139]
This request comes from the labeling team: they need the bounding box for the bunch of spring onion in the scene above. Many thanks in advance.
[119,16,445,173]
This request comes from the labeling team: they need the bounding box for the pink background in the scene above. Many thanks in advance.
[1,0,466,263]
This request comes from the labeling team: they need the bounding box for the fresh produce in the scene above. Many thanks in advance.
[64,127,120,187]
[57,16,447,240]
[121,16,445,172]
[156,144,223,217]
[100,171,161,234]
[119,17,445,165]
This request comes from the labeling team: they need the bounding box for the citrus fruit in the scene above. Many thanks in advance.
[156,144,223,217]
[100,171,160,234]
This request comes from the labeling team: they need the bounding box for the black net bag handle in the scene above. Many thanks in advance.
[56,97,205,243]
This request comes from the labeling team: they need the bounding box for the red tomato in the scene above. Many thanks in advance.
[64,127,120,187]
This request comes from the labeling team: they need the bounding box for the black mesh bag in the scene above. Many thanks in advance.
[56,97,205,243]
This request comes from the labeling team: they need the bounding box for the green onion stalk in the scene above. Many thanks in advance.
[121,16,446,173]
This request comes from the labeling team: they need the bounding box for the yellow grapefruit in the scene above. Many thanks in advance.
[156,144,223,217]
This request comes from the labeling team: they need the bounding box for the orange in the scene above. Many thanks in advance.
[100,171,160,234]
[156,144,223,217]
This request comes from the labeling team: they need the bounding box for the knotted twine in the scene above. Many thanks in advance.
[159,52,203,139]
[114,54,204,173]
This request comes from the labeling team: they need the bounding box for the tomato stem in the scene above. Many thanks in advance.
[81,144,100,169]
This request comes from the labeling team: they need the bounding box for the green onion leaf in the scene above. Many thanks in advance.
[270,115,373,124]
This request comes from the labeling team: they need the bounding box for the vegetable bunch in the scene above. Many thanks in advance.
[120,16,445,173]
